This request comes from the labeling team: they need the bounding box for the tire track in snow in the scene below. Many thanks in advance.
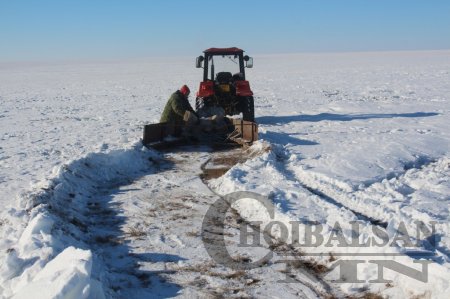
[243,146,449,266]
[299,184,388,227]
[290,154,443,226]
[270,147,389,227]
[282,151,450,261]
[276,146,446,228]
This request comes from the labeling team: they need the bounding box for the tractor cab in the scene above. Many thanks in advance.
[196,47,253,81]
[195,47,255,122]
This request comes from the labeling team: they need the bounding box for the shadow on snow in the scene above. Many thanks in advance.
[27,142,183,298]
[257,112,439,125]
[259,131,319,146]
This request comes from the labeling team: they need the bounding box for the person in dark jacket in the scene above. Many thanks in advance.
[160,85,196,125]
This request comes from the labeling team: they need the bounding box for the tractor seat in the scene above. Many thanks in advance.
[215,72,233,84]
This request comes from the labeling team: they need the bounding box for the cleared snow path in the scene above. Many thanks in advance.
[105,145,338,298]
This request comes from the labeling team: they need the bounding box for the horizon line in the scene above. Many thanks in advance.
[1,48,449,66]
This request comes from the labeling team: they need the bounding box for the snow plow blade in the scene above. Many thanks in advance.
[142,119,258,149]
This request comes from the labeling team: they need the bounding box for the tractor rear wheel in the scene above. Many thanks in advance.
[241,96,255,122]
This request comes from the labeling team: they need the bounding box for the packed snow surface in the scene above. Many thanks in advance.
[0,51,449,298]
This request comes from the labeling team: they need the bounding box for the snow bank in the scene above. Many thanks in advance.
[0,142,157,298]
[12,247,103,299]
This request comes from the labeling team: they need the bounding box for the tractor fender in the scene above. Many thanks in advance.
[197,81,214,97]
[235,80,253,97]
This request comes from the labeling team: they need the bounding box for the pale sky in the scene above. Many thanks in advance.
[1,0,449,62]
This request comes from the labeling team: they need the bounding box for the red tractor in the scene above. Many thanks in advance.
[195,47,255,122]
[142,47,258,147]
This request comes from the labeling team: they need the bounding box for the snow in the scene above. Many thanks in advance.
[0,141,157,298]
[12,247,103,299]
[1,50,449,298]
[210,145,450,298]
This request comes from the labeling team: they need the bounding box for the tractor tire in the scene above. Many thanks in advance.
[241,96,255,122]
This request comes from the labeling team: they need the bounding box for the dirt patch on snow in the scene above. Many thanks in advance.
[200,143,271,181]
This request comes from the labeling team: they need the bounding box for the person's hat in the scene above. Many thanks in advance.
[180,85,190,96]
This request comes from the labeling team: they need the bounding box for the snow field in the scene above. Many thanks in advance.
[1,50,449,298]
